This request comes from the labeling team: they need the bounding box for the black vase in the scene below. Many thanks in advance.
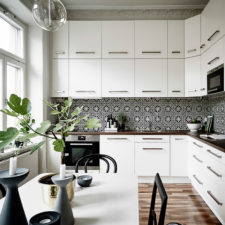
[119,123,125,131]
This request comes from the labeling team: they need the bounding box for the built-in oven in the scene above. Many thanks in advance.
[64,135,100,170]
[207,64,224,94]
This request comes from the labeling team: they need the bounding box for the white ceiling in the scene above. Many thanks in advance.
[62,0,209,10]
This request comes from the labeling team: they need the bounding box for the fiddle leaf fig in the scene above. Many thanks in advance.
[36,121,51,134]
[53,139,65,152]
[53,123,63,132]
[71,106,83,117]
[85,118,101,129]
[0,109,18,117]
[0,128,19,150]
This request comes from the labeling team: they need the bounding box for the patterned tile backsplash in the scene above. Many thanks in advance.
[51,97,214,132]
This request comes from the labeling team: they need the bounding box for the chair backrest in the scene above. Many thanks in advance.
[148,173,168,225]
[0,184,6,198]
[75,154,117,173]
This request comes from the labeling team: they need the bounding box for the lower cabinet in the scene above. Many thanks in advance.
[100,135,135,174]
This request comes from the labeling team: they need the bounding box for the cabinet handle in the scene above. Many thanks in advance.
[200,88,206,91]
[193,155,203,163]
[208,30,220,42]
[142,148,163,150]
[208,88,218,93]
[171,51,181,54]
[207,190,223,206]
[70,143,93,146]
[75,90,96,93]
[200,44,206,49]
[108,91,128,93]
[55,51,65,55]
[142,51,161,54]
[172,90,181,93]
[207,166,222,178]
[107,138,128,140]
[188,90,197,93]
[174,138,184,140]
[208,57,220,65]
[56,90,65,93]
[193,142,203,148]
[142,138,163,140]
[193,174,203,185]
[207,149,222,159]
[108,51,128,54]
[187,48,197,53]
[76,51,95,54]
[142,90,162,93]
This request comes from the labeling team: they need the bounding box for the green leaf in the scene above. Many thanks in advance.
[53,123,63,132]
[61,106,68,113]
[44,100,53,108]
[65,97,73,107]
[71,106,83,117]
[7,94,31,115]
[85,118,101,129]
[18,133,38,142]
[0,127,19,150]
[73,118,80,126]
[81,114,89,121]
[0,109,18,117]
[53,139,65,152]
[51,110,60,115]
[36,121,51,134]
[30,141,45,154]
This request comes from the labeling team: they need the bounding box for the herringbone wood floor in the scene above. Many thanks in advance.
[138,183,221,225]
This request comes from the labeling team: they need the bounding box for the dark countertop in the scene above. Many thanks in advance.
[51,130,225,153]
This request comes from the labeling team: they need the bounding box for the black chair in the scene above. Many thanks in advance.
[0,184,6,198]
[75,154,117,173]
[148,173,182,225]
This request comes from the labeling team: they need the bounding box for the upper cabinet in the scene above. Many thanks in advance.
[69,21,101,59]
[102,21,134,58]
[135,59,167,97]
[168,20,184,58]
[135,21,167,58]
[201,0,225,53]
[185,15,201,58]
[51,23,68,59]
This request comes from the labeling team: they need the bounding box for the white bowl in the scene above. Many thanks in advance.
[187,123,201,132]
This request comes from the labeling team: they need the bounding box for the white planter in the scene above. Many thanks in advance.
[187,123,201,132]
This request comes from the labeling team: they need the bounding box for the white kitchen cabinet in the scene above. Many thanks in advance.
[185,56,201,97]
[185,15,201,58]
[69,21,101,59]
[201,0,225,53]
[51,22,68,59]
[135,59,167,97]
[135,20,167,58]
[102,59,134,97]
[100,135,135,174]
[51,59,68,97]
[168,59,184,97]
[102,21,134,58]
[171,136,188,177]
[69,59,101,98]
[168,20,184,59]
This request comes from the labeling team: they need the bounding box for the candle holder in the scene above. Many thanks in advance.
[0,168,29,225]
[51,174,74,225]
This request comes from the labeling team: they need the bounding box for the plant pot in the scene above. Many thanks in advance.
[38,174,76,208]
[118,124,125,131]
[187,123,201,132]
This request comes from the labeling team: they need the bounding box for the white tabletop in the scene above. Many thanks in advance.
[0,173,139,225]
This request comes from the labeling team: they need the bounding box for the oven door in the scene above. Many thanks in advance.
[207,66,224,94]
[65,142,99,167]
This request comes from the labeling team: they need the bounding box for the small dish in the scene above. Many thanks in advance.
[77,175,92,187]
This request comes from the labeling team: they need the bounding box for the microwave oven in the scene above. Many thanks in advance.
[207,64,224,94]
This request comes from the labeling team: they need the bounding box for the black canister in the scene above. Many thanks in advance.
[29,211,60,225]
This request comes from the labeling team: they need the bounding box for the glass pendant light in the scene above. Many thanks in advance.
[32,0,67,32]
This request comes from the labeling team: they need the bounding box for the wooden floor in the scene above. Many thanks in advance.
[138,183,221,225]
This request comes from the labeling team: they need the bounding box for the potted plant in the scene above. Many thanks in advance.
[187,118,201,132]
[117,112,128,131]
[0,94,101,207]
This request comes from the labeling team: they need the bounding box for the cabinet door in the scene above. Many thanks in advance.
[171,136,188,177]
[51,59,68,97]
[51,22,68,59]
[135,59,167,97]
[69,59,101,98]
[69,21,101,58]
[135,142,170,176]
[135,20,167,58]
[168,20,184,58]
[168,59,184,97]
[185,15,200,58]
[201,0,225,52]
[102,21,134,58]
[102,59,134,97]
[185,56,201,97]
[100,135,135,174]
